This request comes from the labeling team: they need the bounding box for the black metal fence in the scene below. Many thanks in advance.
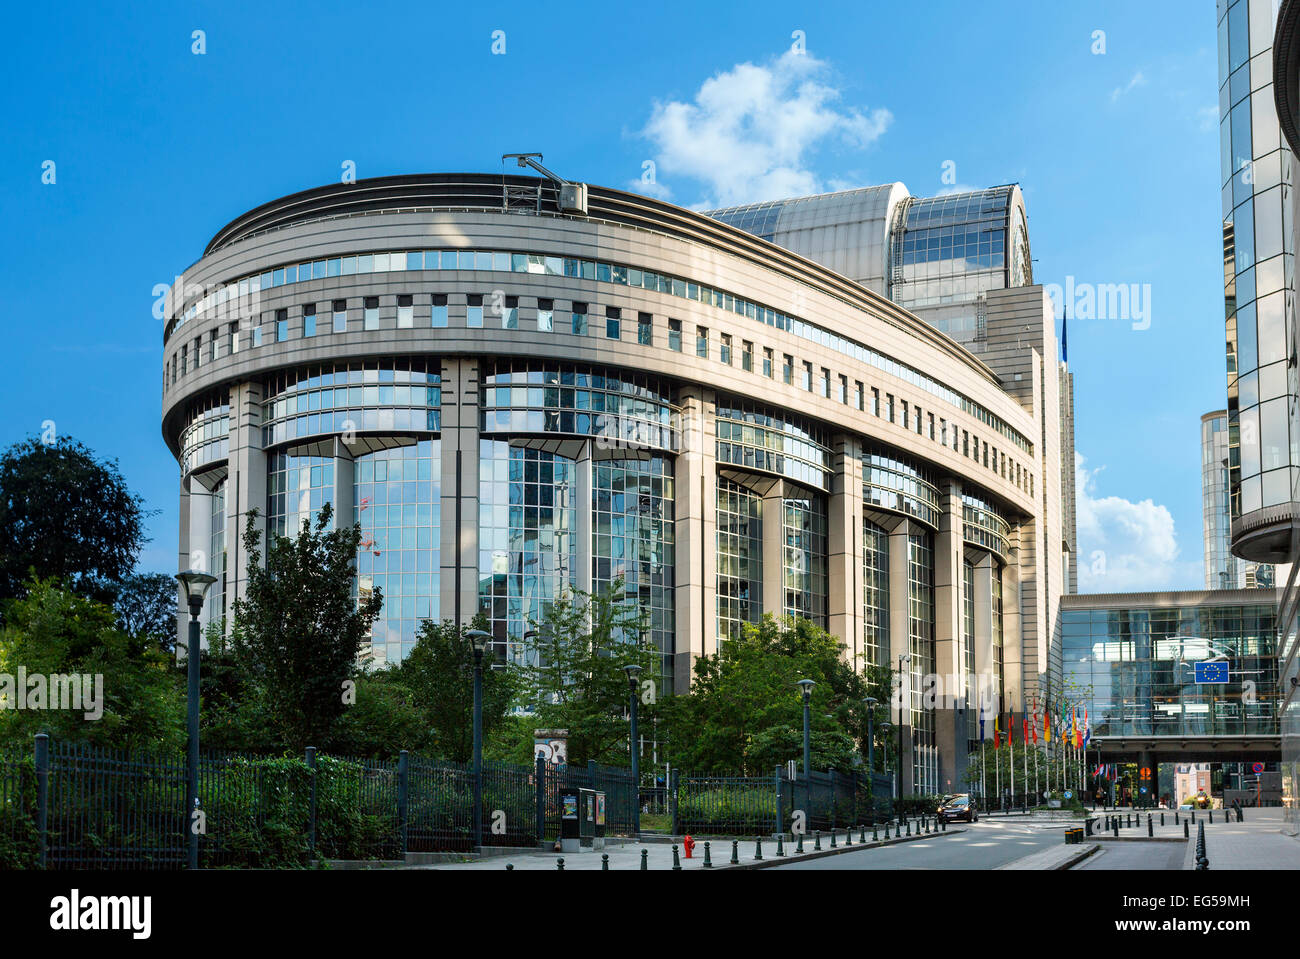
[0,735,643,870]
[674,768,895,836]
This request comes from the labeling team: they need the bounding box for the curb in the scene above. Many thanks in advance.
[720,827,968,870]
[1058,844,1101,869]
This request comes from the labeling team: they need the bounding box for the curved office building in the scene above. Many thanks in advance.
[161,173,1064,796]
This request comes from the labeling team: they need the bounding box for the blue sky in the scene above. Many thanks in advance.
[0,1,1227,590]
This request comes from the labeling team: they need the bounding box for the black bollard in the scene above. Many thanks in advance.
[730,840,739,864]
[845,826,853,846]
[754,837,763,861]
[602,853,609,871]
[672,845,681,870]
[829,828,837,848]
[557,857,565,871]
[640,849,648,870]
[776,833,785,857]
[1147,815,1153,838]
[1209,809,1214,824]
[1184,819,1189,839]
[906,820,912,837]
[1161,813,1165,827]
[506,863,514,870]
[814,830,822,851]
[860,824,867,843]
[941,818,947,832]
[796,832,804,854]
[873,823,879,842]
[703,841,713,868]
[1112,819,1119,838]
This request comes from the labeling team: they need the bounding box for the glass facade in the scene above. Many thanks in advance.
[1061,600,1280,737]
[266,453,334,538]
[262,360,441,448]
[862,446,940,528]
[716,478,764,641]
[477,441,577,667]
[1219,0,1297,520]
[1202,412,1245,588]
[781,494,827,627]
[209,480,226,624]
[354,440,441,665]
[592,456,676,692]
[895,186,1030,312]
[716,399,832,490]
[180,393,230,475]
[862,519,890,669]
[962,491,1011,561]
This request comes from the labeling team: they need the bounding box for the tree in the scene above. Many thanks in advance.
[110,572,180,653]
[394,614,515,763]
[231,504,382,751]
[0,578,184,751]
[0,436,147,602]
[660,614,892,775]
[513,583,659,766]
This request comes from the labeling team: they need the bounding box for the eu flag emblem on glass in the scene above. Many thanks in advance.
[1193,661,1229,684]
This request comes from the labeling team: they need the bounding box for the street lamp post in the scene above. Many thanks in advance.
[176,571,216,871]
[879,722,894,801]
[467,629,491,851]
[796,679,816,777]
[624,664,642,834]
[864,696,879,772]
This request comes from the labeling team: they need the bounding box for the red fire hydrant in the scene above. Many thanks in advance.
[683,835,696,859]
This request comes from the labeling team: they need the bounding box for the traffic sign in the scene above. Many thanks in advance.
[1063,790,1072,799]
[1252,762,1264,774]
[1140,786,1147,794]
[1194,661,1229,684]
[1140,766,1151,780]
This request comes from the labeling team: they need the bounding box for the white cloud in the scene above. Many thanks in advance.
[1110,70,1147,102]
[1196,104,1220,132]
[1075,451,1199,591]
[633,51,892,207]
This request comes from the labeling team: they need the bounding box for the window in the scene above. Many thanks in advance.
[606,306,620,339]
[820,367,831,398]
[536,298,553,332]
[333,299,347,333]
[838,375,848,404]
[303,304,316,337]
[782,354,794,385]
[871,388,880,416]
[432,294,448,328]
[741,340,753,372]
[468,294,483,328]
[940,418,948,446]
[855,381,864,410]
[397,294,413,329]
[928,413,935,440]
[763,348,773,378]
[571,302,587,335]
[251,324,262,348]
[802,362,813,391]
[499,295,518,329]
[962,431,969,456]
[696,326,709,358]
[720,333,732,365]
[886,394,894,422]
[638,312,652,345]
[901,401,909,430]
[209,329,219,361]
[364,296,379,331]
[180,344,187,375]
[668,319,682,352]
[276,309,288,342]
[228,323,239,354]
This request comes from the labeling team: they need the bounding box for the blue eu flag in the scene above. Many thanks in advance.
[1193,661,1229,684]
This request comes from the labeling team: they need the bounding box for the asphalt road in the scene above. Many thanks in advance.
[1071,841,1187,870]
[770,817,1060,870]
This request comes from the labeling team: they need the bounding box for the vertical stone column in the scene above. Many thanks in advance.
[175,479,192,658]
[887,518,914,794]
[575,439,593,597]
[973,554,995,706]
[439,358,481,628]
[934,481,965,792]
[226,381,266,614]
[673,387,717,693]
[185,477,214,636]
[332,436,355,531]
[1003,528,1025,714]
[761,483,786,620]
[827,435,863,668]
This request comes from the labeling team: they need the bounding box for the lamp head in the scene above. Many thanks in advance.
[176,571,217,614]
[466,629,492,657]
[796,678,816,701]
[624,664,642,687]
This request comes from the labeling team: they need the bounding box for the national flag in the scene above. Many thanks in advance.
[994,713,1000,750]
[1082,709,1091,748]
[1031,697,1039,744]
[1007,710,1015,746]
[1072,709,1081,750]
[978,695,986,742]
[1044,708,1051,744]
[1022,713,1029,745]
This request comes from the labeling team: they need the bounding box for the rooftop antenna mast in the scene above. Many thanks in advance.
[501,153,588,215]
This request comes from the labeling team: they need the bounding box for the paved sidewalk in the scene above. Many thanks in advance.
[1176,808,1300,870]
[998,843,1099,870]
[419,823,964,870]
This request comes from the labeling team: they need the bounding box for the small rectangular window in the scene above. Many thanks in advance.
[741,340,753,372]
[276,308,288,342]
[180,345,188,375]
[782,354,794,385]
[886,394,894,422]
[606,306,620,340]
[333,299,347,333]
[364,296,379,331]
[901,401,909,430]
[303,304,316,337]
[871,388,880,416]
[963,431,970,456]
[763,348,774,378]
[802,362,813,391]
[928,413,935,440]
[228,323,239,354]
[820,367,831,398]
[432,294,448,328]
[838,375,848,404]
[251,325,262,348]
[668,319,682,352]
[638,312,652,345]
[209,329,219,361]
[397,294,413,329]
[467,294,483,328]
[572,301,587,335]
[696,326,709,358]
[855,381,864,411]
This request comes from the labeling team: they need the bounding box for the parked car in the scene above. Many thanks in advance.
[937,794,978,823]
